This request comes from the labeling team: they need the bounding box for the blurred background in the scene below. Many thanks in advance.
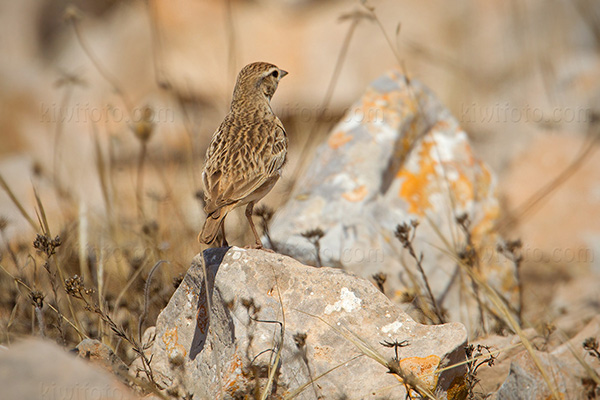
[0,0,599,351]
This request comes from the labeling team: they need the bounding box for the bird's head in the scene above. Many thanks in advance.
[233,62,288,104]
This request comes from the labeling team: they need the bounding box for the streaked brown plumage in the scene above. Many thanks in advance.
[199,62,288,248]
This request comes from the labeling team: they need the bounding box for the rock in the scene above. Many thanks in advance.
[269,69,516,332]
[0,338,138,400]
[471,328,538,395]
[495,351,574,400]
[75,339,129,381]
[494,315,600,399]
[149,247,468,399]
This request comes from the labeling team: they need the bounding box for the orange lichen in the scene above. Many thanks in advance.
[395,355,441,390]
[342,185,368,202]
[163,327,187,358]
[328,130,353,149]
[312,345,335,363]
[397,140,436,214]
[447,168,475,207]
[223,353,245,395]
[397,136,491,216]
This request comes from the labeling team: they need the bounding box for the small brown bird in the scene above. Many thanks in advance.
[199,62,288,248]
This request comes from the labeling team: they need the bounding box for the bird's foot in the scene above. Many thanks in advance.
[244,244,275,253]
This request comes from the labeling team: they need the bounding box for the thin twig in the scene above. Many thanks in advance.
[66,6,134,119]
[395,221,445,324]
[288,9,370,195]
[138,260,169,343]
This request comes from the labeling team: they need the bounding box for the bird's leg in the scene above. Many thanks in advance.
[220,220,229,247]
[245,202,268,250]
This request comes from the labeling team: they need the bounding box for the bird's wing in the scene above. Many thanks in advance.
[203,117,287,215]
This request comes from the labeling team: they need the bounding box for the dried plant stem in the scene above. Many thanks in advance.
[67,8,134,119]
[0,226,20,269]
[289,9,366,193]
[136,142,148,220]
[29,291,46,338]
[34,306,45,337]
[225,0,238,88]
[113,256,150,314]
[0,264,86,338]
[361,2,402,63]
[138,260,168,343]
[0,173,37,230]
[498,240,524,325]
[97,241,106,342]
[433,234,562,400]
[92,123,115,233]
[497,120,600,234]
[42,261,66,343]
[33,190,85,338]
[395,222,445,324]
[456,215,487,333]
[78,201,91,285]
[284,355,363,400]
[66,275,158,387]
[301,228,325,268]
[412,248,443,324]
[145,0,167,88]
[259,269,287,400]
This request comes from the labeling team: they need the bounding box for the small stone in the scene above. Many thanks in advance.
[493,315,600,399]
[75,338,129,379]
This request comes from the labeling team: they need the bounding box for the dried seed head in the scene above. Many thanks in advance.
[253,205,274,222]
[241,298,254,310]
[65,274,94,298]
[301,228,325,242]
[584,337,599,352]
[455,213,469,226]
[394,222,412,247]
[293,332,307,348]
[33,234,62,257]
[372,272,387,293]
[173,273,185,289]
[29,290,45,308]
[131,106,155,143]
[142,220,159,236]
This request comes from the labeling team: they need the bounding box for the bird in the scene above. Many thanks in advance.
[199,62,288,248]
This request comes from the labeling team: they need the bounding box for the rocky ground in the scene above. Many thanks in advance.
[1,1,600,399]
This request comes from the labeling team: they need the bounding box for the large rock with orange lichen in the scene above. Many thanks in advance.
[269,70,516,332]
[149,247,468,399]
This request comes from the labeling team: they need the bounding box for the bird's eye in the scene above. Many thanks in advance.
[271,70,279,79]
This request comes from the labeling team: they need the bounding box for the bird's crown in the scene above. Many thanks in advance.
[232,62,288,107]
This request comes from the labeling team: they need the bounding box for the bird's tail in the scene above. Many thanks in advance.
[198,209,228,245]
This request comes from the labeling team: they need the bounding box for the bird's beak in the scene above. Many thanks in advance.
[279,69,288,79]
